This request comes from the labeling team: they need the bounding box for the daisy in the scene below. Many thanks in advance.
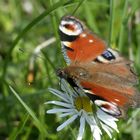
[45,79,119,140]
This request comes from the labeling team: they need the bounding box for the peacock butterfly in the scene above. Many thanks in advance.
[57,15,140,117]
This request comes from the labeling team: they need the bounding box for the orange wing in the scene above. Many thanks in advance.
[65,32,106,63]
[59,16,106,64]
[80,80,136,107]
[78,60,138,105]
[58,16,140,117]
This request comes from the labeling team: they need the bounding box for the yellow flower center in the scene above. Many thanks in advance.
[74,96,93,112]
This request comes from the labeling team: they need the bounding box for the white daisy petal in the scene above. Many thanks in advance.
[101,122,113,138]
[57,114,78,131]
[60,79,67,91]
[97,109,119,132]
[48,88,69,102]
[61,80,75,102]
[60,79,73,95]
[97,109,118,121]
[47,108,76,114]
[82,112,101,140]
[46,79,119,140]
[89,116,96,126]
[91,125,102,140]
[59,111,76,118]
[61,80,76,105]
[77,115,85,140]
[83,111,96,126]
[104,120,118,133]
[45,101,73,108]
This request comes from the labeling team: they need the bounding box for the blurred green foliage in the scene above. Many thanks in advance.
[0,0,140,140]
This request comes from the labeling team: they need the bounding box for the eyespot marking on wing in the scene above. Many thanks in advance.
[102,50,115,60]
[95,100,122,116]
[94,48,123,64]
[59,30,78,42]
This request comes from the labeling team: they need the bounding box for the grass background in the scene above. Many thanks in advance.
[0,0,140,140]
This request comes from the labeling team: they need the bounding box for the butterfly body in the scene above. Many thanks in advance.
[57,16,140,117]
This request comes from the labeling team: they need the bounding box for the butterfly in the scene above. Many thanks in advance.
[57,15,140,117]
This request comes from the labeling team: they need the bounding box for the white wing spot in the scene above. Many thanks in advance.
[83,89,94,94]
[62,41,71,46]
[81,33,87,37]
[97,56,109,63]
[89,39,93,43]
[115,99,120,102]
[79,72,83,76]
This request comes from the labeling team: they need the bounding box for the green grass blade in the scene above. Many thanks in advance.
[72,0,86,15]
[118,0,128,51]
[109,0,115,46]
[9,86,47,136]
[9,114,29,140]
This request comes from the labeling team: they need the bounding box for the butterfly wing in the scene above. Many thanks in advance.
[61,32,107,64]
[58,16,139,117]
[59,57,139,117]
[59,16,106,64]
[78,61,139,117]
[81,80,139,117]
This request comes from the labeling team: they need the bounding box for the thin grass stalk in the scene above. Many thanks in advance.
[109,0,115,46]
[83,3,99,33]
[1,82,10,132]
[118,0,128,51]
[9,86,48,137]
[9,114,29,140]
[72,0,86,15]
